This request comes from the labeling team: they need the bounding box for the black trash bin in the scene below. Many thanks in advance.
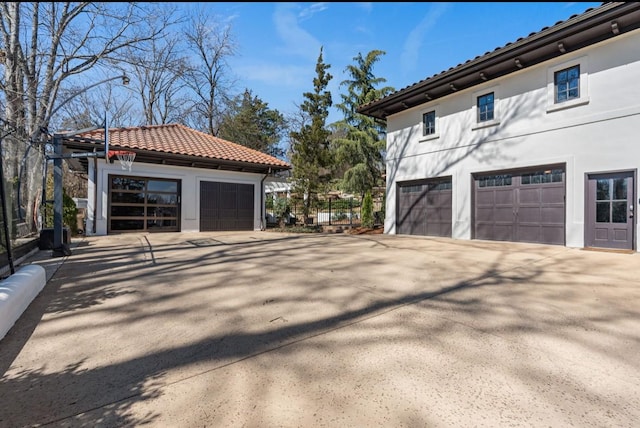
[38,227,71,250]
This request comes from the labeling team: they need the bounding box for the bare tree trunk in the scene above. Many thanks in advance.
[0,2,174,234]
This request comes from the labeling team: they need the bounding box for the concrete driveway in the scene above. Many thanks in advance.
[0,231,639,427]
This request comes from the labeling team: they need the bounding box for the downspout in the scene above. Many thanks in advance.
[260,167,272,231]
[92,156,98,234]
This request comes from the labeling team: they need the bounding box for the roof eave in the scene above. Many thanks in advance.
[358,2,640,120]
[62,142,291,174]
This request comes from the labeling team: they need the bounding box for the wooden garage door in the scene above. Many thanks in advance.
[200,181,254,231]
[474,166,565,245]
[397,178,452,237]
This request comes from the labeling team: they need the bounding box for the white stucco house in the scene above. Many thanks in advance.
[358,2,640,252]
[62,123,290,235]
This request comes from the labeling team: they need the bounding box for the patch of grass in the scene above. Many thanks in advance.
[266,224,323,233]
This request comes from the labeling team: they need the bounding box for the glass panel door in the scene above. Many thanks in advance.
[586,172,634,250]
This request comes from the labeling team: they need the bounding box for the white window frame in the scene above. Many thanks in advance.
[547,55,590,113]
[471,85,500,130]
[419,104,440,142]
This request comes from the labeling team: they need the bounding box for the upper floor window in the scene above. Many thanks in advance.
[477,92,494,122]
[547,57,589,113]
[554,65,580,103]
[422,111,436,136]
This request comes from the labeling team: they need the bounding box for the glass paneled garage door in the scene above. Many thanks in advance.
[108,175,181,233]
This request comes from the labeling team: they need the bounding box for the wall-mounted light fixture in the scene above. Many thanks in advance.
[611,21,620,35]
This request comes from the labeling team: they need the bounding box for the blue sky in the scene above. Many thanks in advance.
[194,2,602,125]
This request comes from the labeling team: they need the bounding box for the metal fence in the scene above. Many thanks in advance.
[266,196,385,227]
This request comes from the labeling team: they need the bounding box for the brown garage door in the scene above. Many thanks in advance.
[474,166,565,245]
[200,181,254,231]
[397,178,452,237]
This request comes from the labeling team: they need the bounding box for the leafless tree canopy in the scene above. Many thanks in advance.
[0,2,241,235]
[181,8,237,136]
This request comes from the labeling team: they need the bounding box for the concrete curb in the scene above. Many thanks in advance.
[0,264,47,341]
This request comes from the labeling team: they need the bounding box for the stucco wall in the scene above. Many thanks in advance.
[384,30,640,249]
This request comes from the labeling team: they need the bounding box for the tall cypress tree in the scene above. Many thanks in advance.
[289,47,333,222]
[333,50,394,198]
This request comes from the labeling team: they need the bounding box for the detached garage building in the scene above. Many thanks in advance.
[358,2,640,252]
[63,123,290,235]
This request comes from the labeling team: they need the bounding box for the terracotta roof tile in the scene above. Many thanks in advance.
[81,123,290,169]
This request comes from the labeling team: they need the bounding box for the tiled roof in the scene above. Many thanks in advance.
[80,123,290,169]
[358,1,630,119]
[384,4,602,98]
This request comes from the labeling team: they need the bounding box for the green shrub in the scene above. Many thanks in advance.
[273,197,291,227]
[44,188,78,235]
[361,191,374,228]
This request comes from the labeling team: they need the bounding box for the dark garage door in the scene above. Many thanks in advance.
[474,166,565,245]
[200,181,255,231]
[397,178,452,237]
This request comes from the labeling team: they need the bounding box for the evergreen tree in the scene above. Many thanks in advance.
[361,191,374,229]
[333,50,395,197]
[218,89,287,158]
[289,47,333,222]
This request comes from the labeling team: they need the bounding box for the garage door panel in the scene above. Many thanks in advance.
[200,181,255,231]
[517,225,539,242]
[438,207,452,222]
[397,179,451,237]
[541,206,564,223]
[476,207,495,222]
[518,206,541,222]
[492,224,515,241]
[519,187,541,204]
[427,222,451,237]
[438,193,453,209]
[541,186,565,203]
[495,189,514,204]
[475,224,493,240]
[494,206,513,222]
[474,166,565,245]
[542,226,565,244]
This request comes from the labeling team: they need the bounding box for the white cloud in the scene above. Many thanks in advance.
[273,3,322,60]
[400,3,451,76]
[235,62,312,88]
[298,2,329,21]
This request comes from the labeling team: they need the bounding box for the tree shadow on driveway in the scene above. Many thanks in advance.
[0,232,638,427]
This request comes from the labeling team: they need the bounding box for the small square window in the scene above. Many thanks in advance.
[422,111,436,136]
[554,65,580,104]
[477,92,494,122]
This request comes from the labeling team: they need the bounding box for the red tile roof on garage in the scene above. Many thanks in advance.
[80,123,290,169]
